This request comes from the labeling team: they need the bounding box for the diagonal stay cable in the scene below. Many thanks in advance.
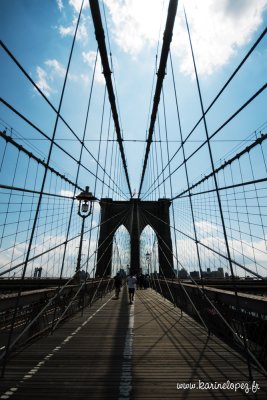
[141,208,267,377]
[141,27,267,200]
[0,208,129,361]
[0,206,127,277]
[142,82,267,200]
[140,206,209,332]
[0,129,82,190]
[1,0,87,373]
[184,6,259,380]
[0,98,127,199]
[177,177,267,199]
[143,207,267,281]
[52,212,128,330]
[0,41,127,199]
[173,134,267,199]
[49,54,108,329]
[51,210,129,331]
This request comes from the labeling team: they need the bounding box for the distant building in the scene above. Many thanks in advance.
[178,268,188,279]
[203,267,224,279]
[190,270,200,279]
[217,267,224,278]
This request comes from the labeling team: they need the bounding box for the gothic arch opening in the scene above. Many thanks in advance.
[140,225,159,275]
[96,198,174,277]
[112,225,130,277]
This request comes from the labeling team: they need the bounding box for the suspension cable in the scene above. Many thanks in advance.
[141,27,267,199]
[138,0,178,196]
[89,0,132,197]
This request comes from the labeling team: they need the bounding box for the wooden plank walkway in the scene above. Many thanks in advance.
[0,287,266,399]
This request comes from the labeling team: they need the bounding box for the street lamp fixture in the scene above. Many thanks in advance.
[76,186,97,218]
[75,186,97,274]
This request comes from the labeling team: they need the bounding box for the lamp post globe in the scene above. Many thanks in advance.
[75,187,97,274]
[76,186,97,218]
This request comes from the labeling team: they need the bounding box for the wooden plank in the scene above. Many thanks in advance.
[132,289,267,399]
[0,287,266,399]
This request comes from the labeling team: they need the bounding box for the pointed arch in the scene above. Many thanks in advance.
[112,225,130,277]
[140,225,159,274]
[96,198,174,277]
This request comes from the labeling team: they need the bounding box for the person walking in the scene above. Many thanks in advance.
[114,273,122,299]
[127,273,137,304]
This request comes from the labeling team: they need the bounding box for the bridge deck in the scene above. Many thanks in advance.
[1,287,266,399]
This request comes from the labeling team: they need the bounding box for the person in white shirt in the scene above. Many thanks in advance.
[127,273,137,304]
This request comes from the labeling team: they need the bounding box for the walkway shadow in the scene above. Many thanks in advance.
[134,290,265,399]
[102,286,130,399]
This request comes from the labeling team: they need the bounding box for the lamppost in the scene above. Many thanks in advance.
[145,251,151,276]
[75,186,97,274]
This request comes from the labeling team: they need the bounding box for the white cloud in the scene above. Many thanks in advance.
[35,66,54,97]
[56,0,64,12]
[35,60,66,96]
[46,59,88,83]
[69,0,88,13]
[228,235,267,265]
[0,241,28,274]
[82,51,105,85]
[60,189,75,197]
[92,201,100,212]
[195,220,218,234]
[80,73,90,86]
[173,0,267,78]
[57,0,89,40]
[45,59,66,78]
[77,17,89,41]
[176,232,267,277]
[58,11,89,42]
[103,0,267,77]
[34,59,87,97]
[104,0,166,58]
[58,24,74,37]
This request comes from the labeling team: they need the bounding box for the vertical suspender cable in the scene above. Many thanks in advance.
[169,53,204,281]
[162,88,180,278]
[183,7,253,380]
[2,0,86,376]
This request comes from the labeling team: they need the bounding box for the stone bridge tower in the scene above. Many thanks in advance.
[95,198,174,278]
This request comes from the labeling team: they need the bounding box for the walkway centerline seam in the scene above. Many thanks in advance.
[118,301,135,400]
[0,295,113,400]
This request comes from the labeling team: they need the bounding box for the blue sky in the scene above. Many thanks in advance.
[1,0,267,195]
[1,0,267,278]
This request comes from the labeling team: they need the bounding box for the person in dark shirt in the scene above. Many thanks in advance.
[114,273,122,299]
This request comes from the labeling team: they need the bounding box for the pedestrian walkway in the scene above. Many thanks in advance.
[0,287,266,399]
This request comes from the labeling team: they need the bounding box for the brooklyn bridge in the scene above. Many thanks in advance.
[0,0,267,398]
